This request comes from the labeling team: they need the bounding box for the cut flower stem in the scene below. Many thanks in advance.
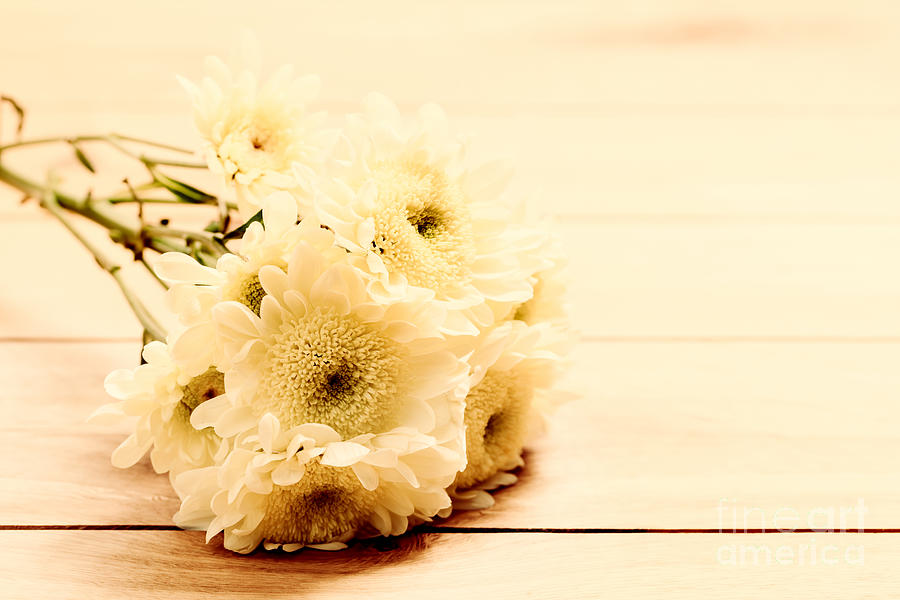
[0,130,240,341]
[40,191,168,341]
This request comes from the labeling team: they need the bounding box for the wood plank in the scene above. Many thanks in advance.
[2,531,895,599]
[4,218,900,338]
[8,1,900,593]
[4,112,900,220]
[574,221,900,337]
[0,218,169,339]
[4,1,900,113]
[4,341,900,528]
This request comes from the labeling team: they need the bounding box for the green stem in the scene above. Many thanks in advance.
[0,133,193,154]
[108,196,186,205]
[0,135,107,152]
[101,135,205,169]
[0,155,229,339]
[106,195,238,211]
[142,157,207,169]
[143,224,228,258]
[0,134,206,168]
[111,134,194,154]
[1,158,221,261]
[41,193,168,341]
[140,256,170,290]
[0,160,42,196]
[1,95,26,138]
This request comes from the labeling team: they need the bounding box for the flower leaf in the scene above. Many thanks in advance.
[69,141,95,173]
[222,209,263,241]
[152,169,216,204]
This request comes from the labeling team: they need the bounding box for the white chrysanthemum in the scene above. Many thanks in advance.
[507,228,578,432]
[155,192,305,375]
[449,285,576,510]
[172,225,470,553]
[452,226,574,508]
[173,416,463,553]
[89,341,226,478]
[178,36,336,215]
[508,225,571,329]
[312,93,535,336]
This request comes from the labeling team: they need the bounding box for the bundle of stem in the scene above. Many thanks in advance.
[0,100,247,341]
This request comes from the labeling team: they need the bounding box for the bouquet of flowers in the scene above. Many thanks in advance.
[0,39,574,553]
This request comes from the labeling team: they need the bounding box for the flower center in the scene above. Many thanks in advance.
[409,207,442,239]
[369,159,475,296]
[251,134,268,151]
[180,367,226,413]
[256,307,406,437]
[218,112,293,176]
[513,275,553,324]
[173,367,225,430]
[257,461,380,546]
[455,368,533,489]
[236,274,266,316]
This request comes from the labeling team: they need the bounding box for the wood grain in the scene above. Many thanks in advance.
[2,531,896,600]
[4,1,900,224]
[4,218,900,339]
[5,1,900,113]
[4,340,900,529]
[3,112,900,221]
[3,0,900,595]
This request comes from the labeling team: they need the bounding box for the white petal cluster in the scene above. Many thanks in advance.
[169,219,469,550]
[96,46,574,554]
[314,93,537,336]
[90,341,226,479]
[179,36,337,216]
[154,192,305,375]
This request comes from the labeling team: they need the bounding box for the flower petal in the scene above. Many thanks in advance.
[321,442,370,467]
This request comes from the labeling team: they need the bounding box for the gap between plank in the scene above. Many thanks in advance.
[17,98,900,118]
[556,213,900,226]
[0,337,142,343]
[6,336,900,344]
[581,335,900,343]
[3,525,900,534]
[9,212,900,227]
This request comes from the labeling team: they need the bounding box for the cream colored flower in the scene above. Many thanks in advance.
[450,296,576,509]
[173,416,462,552]
[509,226,571,329]
[154,192,305,375]
[506,228,578,432]
[312,93,535,336]
[453,225,575,506]
[89,341,226,478]
[172,222,470,552]
[178,36,336,216]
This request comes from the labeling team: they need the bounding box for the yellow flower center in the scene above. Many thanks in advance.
[251,132,269,151]
[455,368,533,489]
[236,274,266,316]
[226,262,287,317]
[257,461,380,546]
[512,304,531,324]
[218,111,294,176]
[256,307,406,437]
[513,276,544,324]
[370,159,475,296]
[174,367,226,428]
[513,270,567,325]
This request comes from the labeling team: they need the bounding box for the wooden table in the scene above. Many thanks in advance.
[2,1,900,597]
